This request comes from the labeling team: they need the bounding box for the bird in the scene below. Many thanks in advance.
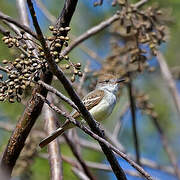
[39,74,125,148]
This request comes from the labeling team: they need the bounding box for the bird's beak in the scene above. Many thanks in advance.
[116,78,126,83]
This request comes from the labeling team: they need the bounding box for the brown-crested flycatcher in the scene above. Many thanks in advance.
[39,74,125,148]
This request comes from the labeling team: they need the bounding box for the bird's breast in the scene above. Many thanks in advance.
[89,91,116,121]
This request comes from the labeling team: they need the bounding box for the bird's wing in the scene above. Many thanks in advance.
[72,89,105,119]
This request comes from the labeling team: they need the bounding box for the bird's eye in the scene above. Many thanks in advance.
[104,80,109,83]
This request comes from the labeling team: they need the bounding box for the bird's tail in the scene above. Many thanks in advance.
[39,122,71,148]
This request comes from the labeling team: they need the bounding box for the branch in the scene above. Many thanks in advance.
[112,102,129,138]
[127,77,140,165]
[0,25,9,36]
[152,117,180,179]
[61,13,120,56]
[78,138,176,176]
[40,153,141,177]
[16,0,30,27]
[16,0,36,49]
[133,0,149,8]
[72,167,90,180]
[64,134,96,180]
[0,11,37,38]
[38,80,78,111]
[157,52,180,116]
[0,71,53,178]
[35,0,56,24]
[37,93,154,180]
[47,97,95,180]
[43,95,63,180]
[61,0,150,57]
[35,0,102,62]
[0,0,77,177]
[27,0,127,179]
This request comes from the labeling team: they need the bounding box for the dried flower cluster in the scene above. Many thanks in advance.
[0,26,82,103]
[98,2,168,78]
[136,91,158,119]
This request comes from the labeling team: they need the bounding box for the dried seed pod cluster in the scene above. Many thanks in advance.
[97,3,168,79]
[47,26,83,83]
[136,91,158,119]
[0,31,40,103]
[0,26,82,103]
[113,4,167,68]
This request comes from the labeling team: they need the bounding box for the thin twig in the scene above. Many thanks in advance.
[0,0,77,177]
[2,20,21,35]
[27,0,127,178]
[61,0,149,57]
[48,99,95,180]
[72,167,90,180]
[0,66,9,73]
[0,11,37,39]
[133,0,149,8]
[157,52,180,116]
[35,0,102,62]
[38,80,78,111]
[35,0,56,24]
[112,102,129,138]
[61,13,120,56]
[77,62,90,93]
[128,76,140,165]
[37,93,154,180]
[0,25,9,36]
[152,117,180,179]
[43,94,63,180]
[39,153,141,177]
[64,134,96,180]
[77,138,176,175]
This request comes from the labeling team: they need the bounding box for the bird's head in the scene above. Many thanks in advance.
[96,74,125,94]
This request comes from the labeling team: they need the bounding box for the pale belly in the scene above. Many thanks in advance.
[89,92,116,121]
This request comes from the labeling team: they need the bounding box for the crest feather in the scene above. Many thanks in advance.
[98,74,116,83]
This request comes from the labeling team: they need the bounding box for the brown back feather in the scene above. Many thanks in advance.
[72,89,104,119]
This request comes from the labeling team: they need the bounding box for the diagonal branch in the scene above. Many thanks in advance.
[0,71,53,179]
[35,0,56,24]
[45,95,95,180]
[0,0,77,178]
[27,0,127,179]
[157,52,180,116]
[0,11,37,38]
[61,13,120,56]
[43,94,63,180]
[38,80,78,111]
[72,167,90,180]
[35,0,102,62]
[64,134,96,180]
[133,0,149,8]
[127,76,141,165]
[0,25,10,36]
[61,0,149,57]
[152,117,180,179]
[37,93,154,180]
